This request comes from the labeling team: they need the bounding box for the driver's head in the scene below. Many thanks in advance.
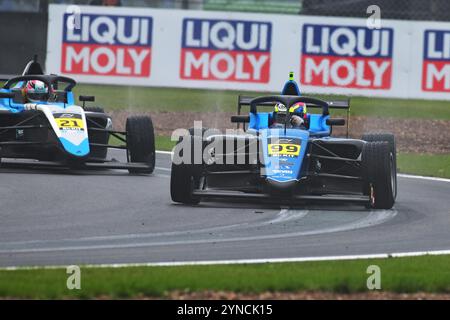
[273,103,288,123]
[289,102,307,119]
[25,80,48,102]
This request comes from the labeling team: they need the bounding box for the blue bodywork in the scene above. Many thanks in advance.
[248,78,331,184]
[0,83,89,158]
[0,82,75,112]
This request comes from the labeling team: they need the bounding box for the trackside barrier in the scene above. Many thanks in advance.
[46,5,450,100]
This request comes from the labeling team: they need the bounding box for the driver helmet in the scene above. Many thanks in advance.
[273,103,288,123]
[289,102,307,119]
[25,80,48,102]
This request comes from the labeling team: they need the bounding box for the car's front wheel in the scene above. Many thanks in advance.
[126,116,155,174]
[170,129,206,204]
[362,132,397,199]
[170,162,202,205]
[362,141,396,209]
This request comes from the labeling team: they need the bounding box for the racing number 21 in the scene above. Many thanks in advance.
[268,143,301,156]
[59,120,79,127]
[56,119,84,129]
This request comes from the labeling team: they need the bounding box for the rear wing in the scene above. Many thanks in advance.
[236,95,351,137]
[237,95,350,115]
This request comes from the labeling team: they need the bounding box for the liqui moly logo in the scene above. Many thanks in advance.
[422,30,450,92]
[62,14,153,77]
[180,18,272,82]
[301,24,393,89]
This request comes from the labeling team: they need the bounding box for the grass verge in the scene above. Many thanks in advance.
[1,255,450,299]
[398,153,450,178]
[74,84,450,120]
[109,134,175,152]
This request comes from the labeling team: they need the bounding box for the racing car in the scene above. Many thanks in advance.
[170,72,397,209]
[0,57,155,173]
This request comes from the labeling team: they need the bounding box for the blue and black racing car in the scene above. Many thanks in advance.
[170,73,397,209]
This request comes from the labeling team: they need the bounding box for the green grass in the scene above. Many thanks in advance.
[73,84,450,120]
[154,135,176,151]
[398,153,450,178]
[109,134,175,151]
[1,255,450,299]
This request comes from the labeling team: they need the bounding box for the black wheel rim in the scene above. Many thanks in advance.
[390,153,396,199]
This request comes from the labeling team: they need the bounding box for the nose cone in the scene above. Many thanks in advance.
[265,177,299,197]
[59,137,90,157]
[266,177,298,190]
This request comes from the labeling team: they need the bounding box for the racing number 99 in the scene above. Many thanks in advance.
[268,143,300,156]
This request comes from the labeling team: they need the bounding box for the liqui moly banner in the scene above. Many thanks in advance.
[46,5,450,100]
[180,18,271,82]
[422,30,450,92]
[62,13,152,77]
[301,24,393,89]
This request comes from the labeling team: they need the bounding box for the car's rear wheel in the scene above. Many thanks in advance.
[362,133,397,199]
[126,116,155,174]
[362,141,396,209]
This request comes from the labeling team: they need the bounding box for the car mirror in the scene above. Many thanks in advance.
[231,115,250,123]
[79,95,95,102]
[326,118,346,126]
[0,92,15,99]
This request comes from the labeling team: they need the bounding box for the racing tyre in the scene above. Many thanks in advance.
[170,128,208,204]
[170,162,202,205]
[126,116,155,174]
[85,107,108,160]
[362,133,397,199]
[362,141,396,209]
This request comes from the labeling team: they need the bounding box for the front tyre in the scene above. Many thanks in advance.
[170,129,206,204]
[362,132,397,199]
[126,116,155,174]
[362,141,396,209]
[170,162,201,205]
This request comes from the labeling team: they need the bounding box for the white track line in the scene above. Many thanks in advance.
[0,210,396,255]
[155,150,173,155]
[397,173,450,183]
[154,166,171,172]
[3,249,450,270]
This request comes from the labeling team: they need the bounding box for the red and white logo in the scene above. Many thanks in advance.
[180,18,272,82]
[422,30,450,92]
[61,13,153,77]
[301,24,393,89]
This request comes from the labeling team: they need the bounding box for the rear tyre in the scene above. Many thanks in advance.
[362,133,397,199]
[362,141,396,209]
[126,116,155,174]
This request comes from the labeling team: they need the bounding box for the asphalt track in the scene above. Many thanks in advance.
[0,150,449,267]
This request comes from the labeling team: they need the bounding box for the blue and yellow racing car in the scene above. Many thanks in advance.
[171,72,397,209]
